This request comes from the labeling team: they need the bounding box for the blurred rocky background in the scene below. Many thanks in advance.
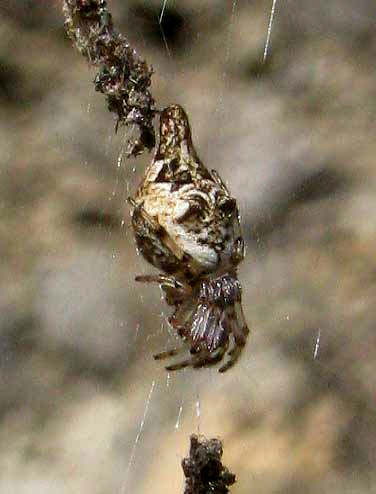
[1,0,376,493]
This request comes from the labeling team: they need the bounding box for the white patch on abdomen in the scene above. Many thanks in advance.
[168,222,218,270]
[140,183,218,271]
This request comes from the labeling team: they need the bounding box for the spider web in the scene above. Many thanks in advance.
[115,2,288,494]
[69,1,365,493]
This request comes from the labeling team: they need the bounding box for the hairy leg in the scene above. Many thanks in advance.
[219,308,248,373]
[164,343,228,372]
[218,342,244,372]
[135,273,185,288]
[154,346,185,361]
[210,169,230,194]
[231,236,245,264]
[136,273,190,306]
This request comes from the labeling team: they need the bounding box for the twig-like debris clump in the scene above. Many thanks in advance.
[182,435,236,494]
[62,0,156,156]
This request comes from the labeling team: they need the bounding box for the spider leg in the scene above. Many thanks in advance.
[165,343,228,372]
[218,343,243,373]
[154,346,185,361]
[165,357,192,372]
[231,236,245,264]
[218,325,248,373]
[135,274,184,289]
[193,342,229,369]
[128,197,162,231]
[127,196,137,208]
[211,169,230,194]
[165,348,207,371]
[136,273,190,306]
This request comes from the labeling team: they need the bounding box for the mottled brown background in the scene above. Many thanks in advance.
[1,1,376,493]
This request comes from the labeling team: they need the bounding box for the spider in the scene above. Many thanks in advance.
[129,105,249,372]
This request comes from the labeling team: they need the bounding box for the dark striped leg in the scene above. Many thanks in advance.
[165,344,228,372]
[219,325,248,373]
[154,346,185,361]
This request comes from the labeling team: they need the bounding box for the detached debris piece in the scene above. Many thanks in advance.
[62,0,156,157]
[182,435,236,494]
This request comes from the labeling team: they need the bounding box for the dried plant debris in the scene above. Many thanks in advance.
[182,435,236,494]
[62,0,156,156]
[129,105,249,372]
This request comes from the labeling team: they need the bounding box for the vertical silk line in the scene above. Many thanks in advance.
[159,0,168,24]
[175,403,184,430]
[122,380,156,493]
[196,395,201,434]
[314,329,321,359]
[159,0,172,59]
[263,0,278,63]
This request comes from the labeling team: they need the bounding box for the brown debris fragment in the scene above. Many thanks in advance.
[62,0,156,157]
[182,435,236,494]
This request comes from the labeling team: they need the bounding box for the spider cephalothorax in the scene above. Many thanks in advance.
[129,105,249,371]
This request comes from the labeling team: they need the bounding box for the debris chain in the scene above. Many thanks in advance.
[62,0,156,157]
[182,435,236,494]
[63,5,239,494]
